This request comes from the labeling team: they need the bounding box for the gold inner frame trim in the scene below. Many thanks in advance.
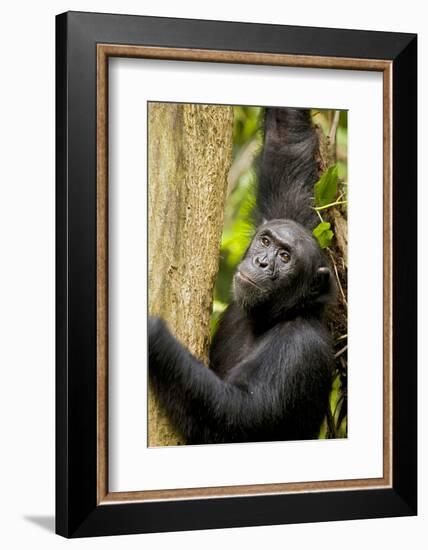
[96,43,393,505]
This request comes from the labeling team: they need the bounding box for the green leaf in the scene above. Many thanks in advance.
[314,165,339,207]
[313,221,334,249]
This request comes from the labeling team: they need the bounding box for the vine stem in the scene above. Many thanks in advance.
[314,200,347,212]
[315,209,324,223]
[327,248,347,306]
[328,110,340,164]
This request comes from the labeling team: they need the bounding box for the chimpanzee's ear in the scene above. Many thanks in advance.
[311,266,336,303]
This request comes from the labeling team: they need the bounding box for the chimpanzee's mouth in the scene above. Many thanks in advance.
[236,270,263,290]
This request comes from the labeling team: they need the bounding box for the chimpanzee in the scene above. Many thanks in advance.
[149,107,335,444]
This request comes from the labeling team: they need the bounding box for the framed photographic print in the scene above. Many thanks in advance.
[56,11,417,538]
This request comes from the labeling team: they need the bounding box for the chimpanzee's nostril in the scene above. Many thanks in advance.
[255,256,269,269]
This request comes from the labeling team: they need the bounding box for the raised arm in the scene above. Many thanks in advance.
[256,107,320,230]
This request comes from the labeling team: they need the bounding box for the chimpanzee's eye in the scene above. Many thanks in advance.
[279,251,290,263]
[261,236,270,247]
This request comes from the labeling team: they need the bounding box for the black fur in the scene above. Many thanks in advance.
[149,107,335,444]
[256,108,320,229]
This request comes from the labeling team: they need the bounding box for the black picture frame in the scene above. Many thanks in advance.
[56,10,417,538]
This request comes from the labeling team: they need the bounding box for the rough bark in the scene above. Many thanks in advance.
[148,103,234,446]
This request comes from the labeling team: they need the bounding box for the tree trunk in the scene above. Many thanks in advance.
[148,103,234,446]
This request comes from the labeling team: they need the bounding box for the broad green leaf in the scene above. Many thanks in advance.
[313,221,334,249]
[314,165,339,207]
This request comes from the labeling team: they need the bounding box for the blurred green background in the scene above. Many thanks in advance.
[211,105,348,439]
